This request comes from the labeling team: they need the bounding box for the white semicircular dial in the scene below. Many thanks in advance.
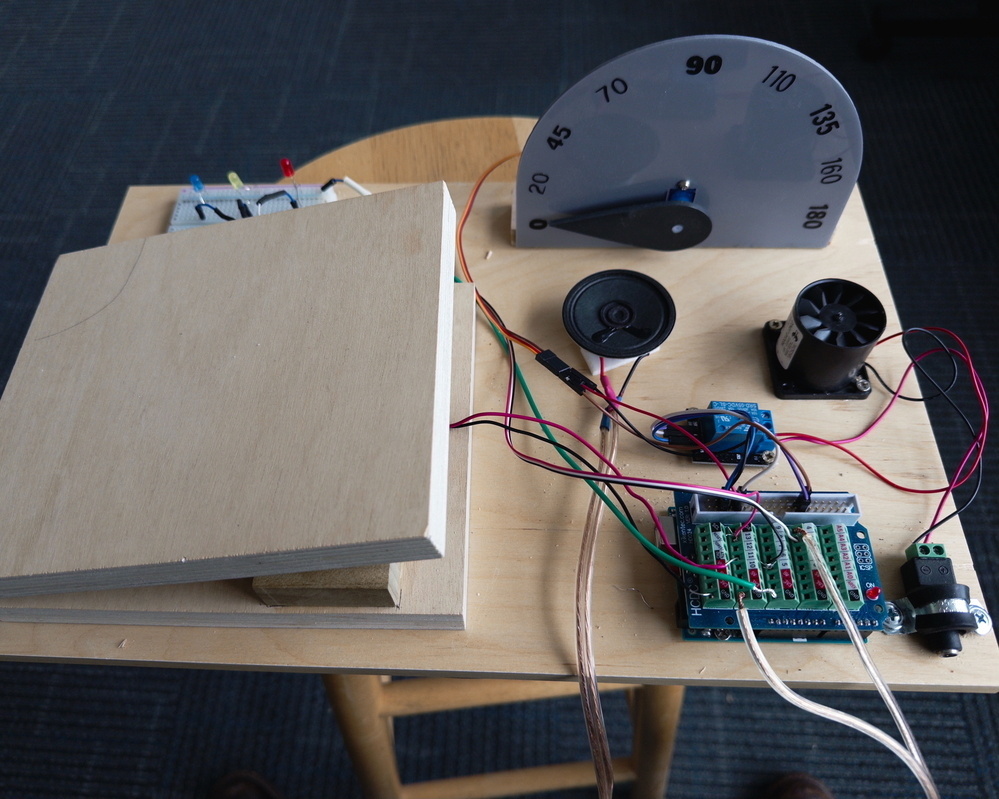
[514,35,862,251]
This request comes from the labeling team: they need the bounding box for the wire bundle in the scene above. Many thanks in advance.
[448,155,985,798]
[780,327,988,543]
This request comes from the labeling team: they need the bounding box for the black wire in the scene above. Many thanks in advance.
[615,405,691,457]
[194,203,235,221]
[645,411,769,467]
[649,412,754,455]
[865,329,960,402]
[451,418,639,530]
[455,413,688,587]
[617,353,647,396]
[620,408,777,493]
[599,354,647,430]
[256,190,298,209]
[471,313,684,583]
[724,425,756,491]
[602,356,686,585]
[769,522,787,567]
[865,362,915,400]
[916,470,983,543]
[885,328,986,542]
[901,328,962,400]
[652,549,685,588]
[457,419,785,516]
[582,357,689,585]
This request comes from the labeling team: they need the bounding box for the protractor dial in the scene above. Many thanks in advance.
[514,35,862,250]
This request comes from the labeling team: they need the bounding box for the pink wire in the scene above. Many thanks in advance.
[454,409,744,569]
[597,364,701,563]
[582,385,732,478]
[780,329,988,538]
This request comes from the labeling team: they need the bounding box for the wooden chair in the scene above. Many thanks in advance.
[289,118,686,799]
[323,674,683,799]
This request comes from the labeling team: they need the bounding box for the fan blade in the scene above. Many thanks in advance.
[800,314,822,329]
[799,298,822,317]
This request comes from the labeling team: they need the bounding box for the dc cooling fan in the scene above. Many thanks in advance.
[765,278,887,399]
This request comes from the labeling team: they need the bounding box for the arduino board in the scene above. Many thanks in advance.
[669,491,889,642]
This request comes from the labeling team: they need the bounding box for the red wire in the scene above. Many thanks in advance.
[779,329,988,536]
[452,409,731,571]
[581,385,732,478]
[455,152,543,355]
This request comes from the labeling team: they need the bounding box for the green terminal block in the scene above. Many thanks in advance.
[691,521,867,612]
[759,526,800,610]
[899,541,980,656]
[726,526,769,609]
[790,524,830,609]
[905,542,949,561]
[694,523,736,608]
[673,490,888,641]
[821,523,865,609]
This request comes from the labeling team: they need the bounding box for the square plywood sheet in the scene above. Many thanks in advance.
[0,282,475,629]
[0,182,456,596]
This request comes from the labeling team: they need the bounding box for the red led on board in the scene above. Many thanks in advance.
[865,586,882,601]
[280,158,295,178]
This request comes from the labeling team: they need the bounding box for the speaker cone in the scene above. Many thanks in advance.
[562,270,676,359]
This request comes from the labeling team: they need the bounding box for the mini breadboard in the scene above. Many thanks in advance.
[669,491,888,642]
[168,184,337,232]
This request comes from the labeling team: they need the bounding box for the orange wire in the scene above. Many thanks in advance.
[456,152,543,355]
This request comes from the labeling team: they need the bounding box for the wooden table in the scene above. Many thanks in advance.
[1,116,995,693]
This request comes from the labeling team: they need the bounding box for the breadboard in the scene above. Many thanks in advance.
[168,185,336,232]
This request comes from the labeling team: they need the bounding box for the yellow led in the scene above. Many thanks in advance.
[227,171,245,190]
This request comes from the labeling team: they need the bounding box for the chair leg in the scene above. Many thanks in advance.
[323,675,685,799]
[630,685,685,799]
[322,674,403,799]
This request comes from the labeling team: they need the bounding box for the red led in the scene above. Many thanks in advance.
[865,586,882,601]
[280,158,295,178]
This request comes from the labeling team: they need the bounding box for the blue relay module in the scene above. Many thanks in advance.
[652,400,778,466]
[669,491,889,642]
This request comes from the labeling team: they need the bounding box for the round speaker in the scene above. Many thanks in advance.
[562,270,676,359]
[776,278,887,393]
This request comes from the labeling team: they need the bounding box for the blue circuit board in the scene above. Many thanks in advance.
[669,491,889,642]
[653,400,778,466]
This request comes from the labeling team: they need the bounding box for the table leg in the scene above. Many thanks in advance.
[630,684,685,799]
[322,674,403,799]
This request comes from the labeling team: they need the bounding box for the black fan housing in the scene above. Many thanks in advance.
[765,278,887,398]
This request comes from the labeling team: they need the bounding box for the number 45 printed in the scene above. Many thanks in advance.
[547,126,571,150]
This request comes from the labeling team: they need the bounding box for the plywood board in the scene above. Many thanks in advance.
[0,282,474,629]
[252,563,405,608]
[0,181,992,691]
[0,182,456,596]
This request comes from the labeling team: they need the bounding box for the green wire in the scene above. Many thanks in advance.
[455,277,755,591]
